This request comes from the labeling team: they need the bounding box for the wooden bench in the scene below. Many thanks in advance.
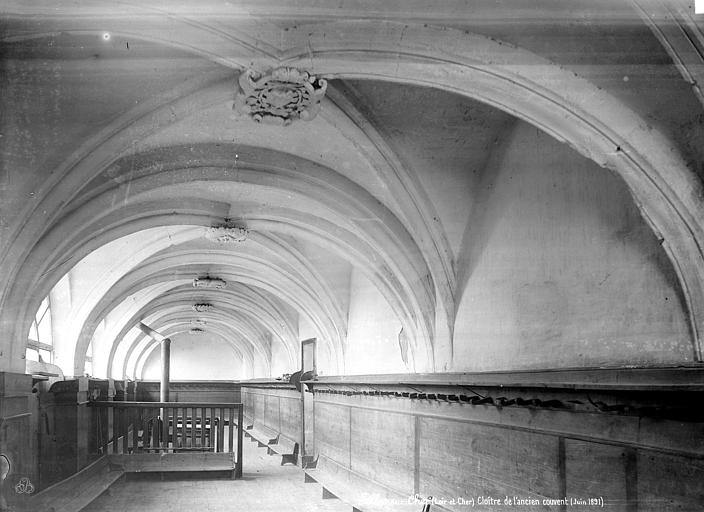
[242,416,299,465]
[244,421,279,448]
[304,455,432,512]
[107,452,236,475]
[27,456,124,512]
[266,434,299,466]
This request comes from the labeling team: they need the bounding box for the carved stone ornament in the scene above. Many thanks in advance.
[193,303,213,313]
[189,328,205,335]
[205,225,248,243]
[193,277,227,289]
[233,67,327,125]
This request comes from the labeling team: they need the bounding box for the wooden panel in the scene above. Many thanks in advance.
[565,439,628,508]
[315,402,351,468]
[419,418,561,511]
[312,393,697,457]
[279,395,302,444]
[244,390,255,419]
[263,393,279,432]
[136,381,240,403]
[350,408,414,494]
[637,449,704,512]
[312,456,411,512]
[253,392,265,422]
[0,375,34,510]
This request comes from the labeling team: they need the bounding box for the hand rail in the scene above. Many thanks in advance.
[88,400,244,478]
[90,401,242,408]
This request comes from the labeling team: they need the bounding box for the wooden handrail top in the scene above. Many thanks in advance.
[303,367,704,391]
[89,401,242,408]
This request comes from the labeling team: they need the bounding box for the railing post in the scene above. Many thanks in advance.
[200,407,206,449]
[228,407,234,454]
[162,406,169,450]
[217,408,224,453]
[236,405,243,478]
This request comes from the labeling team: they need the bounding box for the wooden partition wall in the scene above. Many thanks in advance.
[241,381,302,447]
[301,369,704,512]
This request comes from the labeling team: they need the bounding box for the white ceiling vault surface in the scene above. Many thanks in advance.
[1,0,704,379]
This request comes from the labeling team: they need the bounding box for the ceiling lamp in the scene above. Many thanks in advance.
[205,225,248,244]
[233,67,327,125]
[193,303,213,312]
[193,277,227,289]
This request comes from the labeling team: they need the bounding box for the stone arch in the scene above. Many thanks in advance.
[2,20,702,373]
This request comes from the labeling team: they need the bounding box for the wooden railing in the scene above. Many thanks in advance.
[89,401,243,478]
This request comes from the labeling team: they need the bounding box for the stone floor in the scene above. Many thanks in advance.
[81,439,351,512]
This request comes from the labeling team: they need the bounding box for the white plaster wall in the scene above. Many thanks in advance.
[345,268,406,374]
[270,338,294,378]
[453,122,693,371]
[142,332,242,380]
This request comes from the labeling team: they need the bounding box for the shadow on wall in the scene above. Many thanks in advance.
[453,122,693,372]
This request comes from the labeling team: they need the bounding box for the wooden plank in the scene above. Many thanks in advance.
[200,407,206,448]
[131,407,137,453]
[28,456,124,512]
[564,439,628,510]
[228,407,234,453]
[101,407,108,455]
[307,367,704,391]
[312,396,702,457]
[279,393,303,442]
[350,407,415,493]
[122,405,128,454]
[308,456,410,512]
[173,407,180,448]
[314,401,351,469]
[162,406,169,449]
[188,407,193,448]
[111,406,118,454]
[217,407,225,452]
[91,401,241,408]
[637,449,704,512]
[236,406,244,478]
[418,417,561,511]
[108,452,235,473]
[264,393,279,433]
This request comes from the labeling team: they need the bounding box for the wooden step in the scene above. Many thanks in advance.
[27,456,124,512]
[304,455,426,512]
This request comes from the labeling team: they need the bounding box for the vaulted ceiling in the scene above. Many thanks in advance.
[2,0,703,379]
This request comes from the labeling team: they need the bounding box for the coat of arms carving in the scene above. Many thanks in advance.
[234,67,327,125]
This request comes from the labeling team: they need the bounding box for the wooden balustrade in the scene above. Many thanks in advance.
[89,401,243,478]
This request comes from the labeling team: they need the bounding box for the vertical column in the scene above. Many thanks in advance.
[136,323,170,403]
[159,339,170,450]
[160,338,170,403]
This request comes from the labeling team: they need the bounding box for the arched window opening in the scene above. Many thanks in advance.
[25,296,53,363]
